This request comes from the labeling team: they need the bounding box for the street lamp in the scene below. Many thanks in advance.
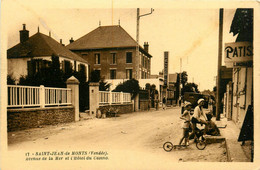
[136,8,154,79]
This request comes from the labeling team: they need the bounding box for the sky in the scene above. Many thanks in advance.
[3,0,239,91]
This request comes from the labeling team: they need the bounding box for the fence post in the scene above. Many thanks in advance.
[120,92,124,104]
[66,76,80,121]
[89,82,99,118]
[134,93,139,112]
[40,85,45,108]
[109,91,112,105]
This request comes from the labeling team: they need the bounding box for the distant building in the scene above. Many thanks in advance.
[67,25,152,80]
[167,73,178,103]
[7,24,89,82]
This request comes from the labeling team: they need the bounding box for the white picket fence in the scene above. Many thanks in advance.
[99,91,131,105]
[7,85,72,108]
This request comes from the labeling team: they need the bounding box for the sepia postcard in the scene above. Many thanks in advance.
[1,0,260,169]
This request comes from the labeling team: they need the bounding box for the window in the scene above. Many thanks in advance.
[110,69,116,79]
[64,60,72,74]
[126,69,132,79]
[27,59,46,76]
[111,53,117,64]
[95,53,100,64]
[78,64,86,78]
[141,71,145,79]
[126,52,132,63]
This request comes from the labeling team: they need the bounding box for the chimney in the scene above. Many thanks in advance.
[19,24,29,43]
[60,39,65,46]
[69,37,74,44]
[144,42,149,52]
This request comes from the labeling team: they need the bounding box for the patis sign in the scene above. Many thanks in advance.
[224,42,253,65]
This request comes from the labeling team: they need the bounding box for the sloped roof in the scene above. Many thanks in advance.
[7,32,88,64]
[67,25,138,50]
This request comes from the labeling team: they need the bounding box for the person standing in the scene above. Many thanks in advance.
[179,102,192,146]
[162,96,166,110]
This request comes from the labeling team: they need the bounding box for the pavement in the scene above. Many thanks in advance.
[213,115,252,162]
[81,106,252,162]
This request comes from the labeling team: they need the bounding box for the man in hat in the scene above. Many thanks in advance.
[190,98,208,141]
[192,98,208,125]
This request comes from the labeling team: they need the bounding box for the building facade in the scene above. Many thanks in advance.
[67,25,152,81]
[223,8,253,129]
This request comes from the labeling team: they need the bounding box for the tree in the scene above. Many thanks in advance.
[19,55,66,87]
[213,86,217,92]
[113,79,140,99]
[7,75,16,85]
[99,79,111,91]
[90,70,100,82]
[15,55,90,111]
[230,8,253,42]
[145,83,151,91]
[181,71,188,88]
[182,82,200,94]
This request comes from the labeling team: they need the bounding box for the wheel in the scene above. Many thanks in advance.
[196,140,207,150]
[163,142,174,152]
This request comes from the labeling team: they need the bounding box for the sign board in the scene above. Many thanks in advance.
[168,73,177,84]
[224,42,253,68]
[164,51,169,86]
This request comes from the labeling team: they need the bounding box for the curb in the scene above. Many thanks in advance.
[224,138,231,162]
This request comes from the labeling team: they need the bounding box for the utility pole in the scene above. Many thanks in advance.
[136,8,154,79]
[178,58,182,106]
[216,8,223,121]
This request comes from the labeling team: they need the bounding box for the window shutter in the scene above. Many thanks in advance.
[27,60,33,76]
[70,62,73,72]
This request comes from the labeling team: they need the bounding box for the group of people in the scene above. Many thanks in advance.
[178,98,220,146]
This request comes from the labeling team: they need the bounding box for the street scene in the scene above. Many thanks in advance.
[1,1,257,169]
[8,107,227,162]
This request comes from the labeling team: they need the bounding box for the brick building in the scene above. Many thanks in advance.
[67,25,152,80]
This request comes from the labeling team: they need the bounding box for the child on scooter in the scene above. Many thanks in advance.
[179,102,192,146]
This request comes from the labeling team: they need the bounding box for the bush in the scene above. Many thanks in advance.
[7,75,16,85]
[113,79,140,99]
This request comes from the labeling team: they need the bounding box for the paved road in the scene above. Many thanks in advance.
[7,107,226,169]
[9,107,182,150]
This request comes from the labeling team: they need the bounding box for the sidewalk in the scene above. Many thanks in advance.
[213,115,251,162]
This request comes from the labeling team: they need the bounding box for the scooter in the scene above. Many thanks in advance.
[163,128,207,152]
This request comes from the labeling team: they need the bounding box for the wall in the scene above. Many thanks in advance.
[74,48,136,80]
[8,106,75,131]
[99,103,133,115]
[8,58,29,81]
[232,67,253,128]
[139,100,149,111]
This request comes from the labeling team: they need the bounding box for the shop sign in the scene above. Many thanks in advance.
[224,42,253,67]
[164,51,169,86]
